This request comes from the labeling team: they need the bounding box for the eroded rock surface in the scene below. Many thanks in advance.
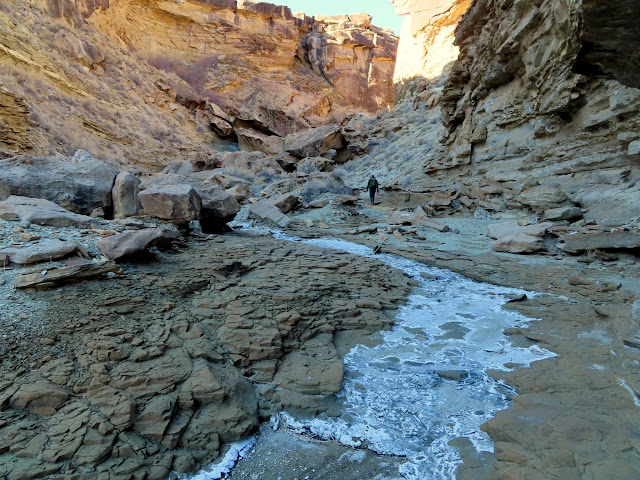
[0,232,410,479]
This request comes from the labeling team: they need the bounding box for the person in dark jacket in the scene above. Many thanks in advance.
[366,176,379,205]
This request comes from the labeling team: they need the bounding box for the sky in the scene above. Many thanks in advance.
[278,0,404,33]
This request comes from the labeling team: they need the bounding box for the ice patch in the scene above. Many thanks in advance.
[267,231,556,479]
[338,450,368,464]
[618,378,640,408]
[184,436,257,480]
[578,328,613,344]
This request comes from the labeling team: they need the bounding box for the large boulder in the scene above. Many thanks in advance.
[0,151,118,215]
[139,183,202,223]
[0,196,97,228]
[284,125,345,159]
[97,228,181,261]
[139,174,240,230]
[197,183,241,230]
[112,171,142,218]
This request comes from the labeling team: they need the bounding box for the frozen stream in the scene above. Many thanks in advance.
[274,234,554,479]
[189,231,555,480]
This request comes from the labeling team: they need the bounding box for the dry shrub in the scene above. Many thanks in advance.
[296,176,352,205]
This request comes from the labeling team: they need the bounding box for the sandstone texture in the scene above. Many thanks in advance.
[0,1,397,168]
[0,229,411,479]
[97,228,181,261]
[349,0,640,228]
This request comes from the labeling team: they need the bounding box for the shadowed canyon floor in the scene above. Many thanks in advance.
[1,198,638,479]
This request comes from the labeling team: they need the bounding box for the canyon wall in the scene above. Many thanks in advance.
[0,1,398,166]
[51,0,398,130]
[367,0,640,224]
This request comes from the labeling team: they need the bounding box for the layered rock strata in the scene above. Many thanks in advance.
[0,232,411,479]
[358,0,640,226]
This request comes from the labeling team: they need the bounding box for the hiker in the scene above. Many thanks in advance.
[366,175,379,205]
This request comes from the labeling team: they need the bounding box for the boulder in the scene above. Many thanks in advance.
[0,196,97,228]
[0,151,118,215]
[248,201,291,228]
[543,206,583,221]
[236,128,285,155]
[140,174,240,229]
[196,183,241,230]
[139,183,202,222]
[0,239,78,265]
[112,172,142,218]
[9,380,69,416]
[284,125,345,159]
[487,221,552,240]
[492,232,544,253]
[270,193,301,214]
[97,228,181,261]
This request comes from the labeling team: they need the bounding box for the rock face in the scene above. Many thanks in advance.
[438,0,640,223]
[0,151,118,215]
[77,0,398,135]
[303,14,398,112]
[361,0,640,226]
[393,0,472,97]
[0,232,411,479]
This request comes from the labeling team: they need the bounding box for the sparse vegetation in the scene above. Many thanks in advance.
[296,176,352,205]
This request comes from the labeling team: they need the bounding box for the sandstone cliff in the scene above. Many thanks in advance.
[0,1,398,166]
[357,0,640,225]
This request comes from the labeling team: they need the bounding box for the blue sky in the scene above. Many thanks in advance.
[278,0,403,33]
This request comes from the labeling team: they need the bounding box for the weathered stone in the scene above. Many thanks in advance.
[544,206,583,221]
[112,171,142,218]
[139,183,201,222]
[15,260,120,288]
[236,128,285,154]
[488,221,552,240]
[274,334,343,395]
[109,348,193,399]
[133,395,176,442]
[0,196,97,228]
[492,232,544,254]
[269,193,301,214]
[0,239,78,265]
[10,380,69,415]
[0,151,118,214]
[633,300,640,323]
[248,201,291,228]
[97,228,180,261]
[284,125,346,158]
[558,231,640,253]
[87,381,136,430]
